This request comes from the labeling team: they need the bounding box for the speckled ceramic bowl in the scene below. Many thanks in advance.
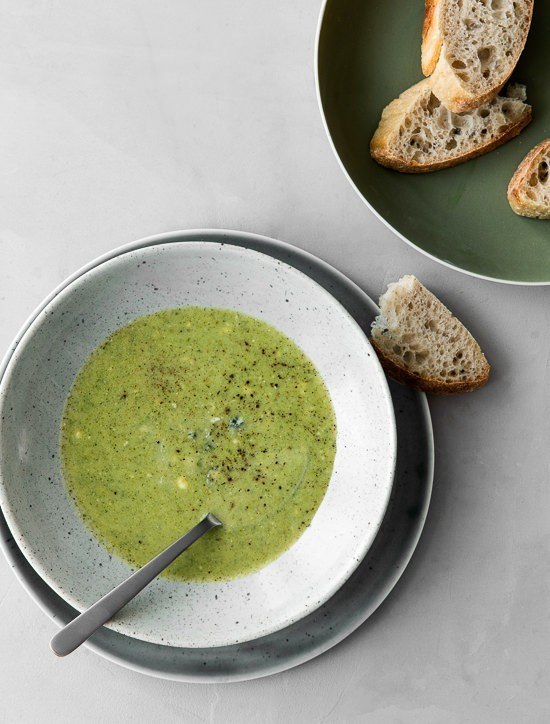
[0,242,396,648]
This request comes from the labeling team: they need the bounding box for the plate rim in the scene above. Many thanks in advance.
[0,229,434,682]
[0,233,397,648]
[314,0,550,287]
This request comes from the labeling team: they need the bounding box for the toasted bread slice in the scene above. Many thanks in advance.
[370,79,531,173]
[422,0,533,112]
[370,276,490,394]
[507,139,550,219]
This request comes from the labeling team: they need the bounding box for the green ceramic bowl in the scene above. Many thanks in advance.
[316,0,550,284]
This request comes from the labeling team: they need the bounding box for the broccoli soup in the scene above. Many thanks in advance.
[61,307,336,582]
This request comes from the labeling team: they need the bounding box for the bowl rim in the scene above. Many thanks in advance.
[0,229,397,647]
[314,0,550,287]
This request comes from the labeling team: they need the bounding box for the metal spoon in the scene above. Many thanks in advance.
[50,513,222,657]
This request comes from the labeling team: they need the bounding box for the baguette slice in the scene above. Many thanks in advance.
[422,0,533,112]
[370,276,490,394]
[370,79,531,173]
[507,139,550,219]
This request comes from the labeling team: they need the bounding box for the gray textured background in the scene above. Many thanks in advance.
[1,2,549,722]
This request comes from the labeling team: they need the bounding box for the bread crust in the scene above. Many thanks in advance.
[369,82,532,173]
[421,0,442,76]
[507,139,550,218]
[370,338,490,394]
[425,0,534,112]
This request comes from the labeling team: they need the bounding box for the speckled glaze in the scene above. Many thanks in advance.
[0,229,433,682]
[0,239,396,648]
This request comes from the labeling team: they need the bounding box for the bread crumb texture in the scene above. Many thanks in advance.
[371,275,490,394]
[441,0,532,96]
[507,139,550,219]
[370,79,530,171]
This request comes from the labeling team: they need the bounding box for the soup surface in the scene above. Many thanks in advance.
[61,307,336,581]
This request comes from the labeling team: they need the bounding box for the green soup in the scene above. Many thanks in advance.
[61,307,336,581]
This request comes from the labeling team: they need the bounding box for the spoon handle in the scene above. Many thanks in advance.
[50,513,222,657]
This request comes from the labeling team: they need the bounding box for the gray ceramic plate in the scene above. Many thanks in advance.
[316,0,550,284]
[0,229,433,682]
